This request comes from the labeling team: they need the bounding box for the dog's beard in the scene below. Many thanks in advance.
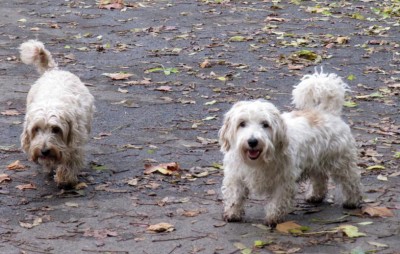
[31,144,62,165]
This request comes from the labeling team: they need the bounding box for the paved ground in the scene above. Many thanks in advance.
[0,1,399,253]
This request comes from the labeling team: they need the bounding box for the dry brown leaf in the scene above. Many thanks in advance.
[155,86,172,92]
[362,206,394,218]
[276,221,302,234]
[147,222,174,233]
[124,78,152,85]
[144,162,180,175]
[182,210,200,217]
[99,0,124,9]
[200,59,212,68]
[102,72,133,80]
[15,183,36,190]
[0,173,11,183]
[19,217,42,229]
[7,160,26,170]
[1,109,21,116]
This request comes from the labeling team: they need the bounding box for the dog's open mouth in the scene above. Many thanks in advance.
[247,149,261,160]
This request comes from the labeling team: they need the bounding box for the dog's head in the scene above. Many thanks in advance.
[21,108,74,166]
[219,100,288,162]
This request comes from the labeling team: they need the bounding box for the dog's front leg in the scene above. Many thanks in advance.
[264,184,295,227]
[221,175,248,222]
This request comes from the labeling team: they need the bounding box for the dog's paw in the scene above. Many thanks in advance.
[264,218,278,228]
[223,212,243,222]
[305,196,324,204]
[343,201,360,209]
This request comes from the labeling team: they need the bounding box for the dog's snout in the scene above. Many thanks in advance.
[247,138,258,148]
[41,148,50,156]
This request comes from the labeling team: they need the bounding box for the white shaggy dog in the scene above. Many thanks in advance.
[219,71,362,226]
[20,40,95,188]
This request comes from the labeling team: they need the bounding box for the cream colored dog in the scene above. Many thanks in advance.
[20,40,95,188]
[219,71,362,226]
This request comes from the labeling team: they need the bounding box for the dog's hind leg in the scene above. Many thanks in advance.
[305,171,329,203]
[330,158,362,209]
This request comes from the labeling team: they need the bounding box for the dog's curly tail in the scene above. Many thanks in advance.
[292,68,349,115]
[19,40,57,75]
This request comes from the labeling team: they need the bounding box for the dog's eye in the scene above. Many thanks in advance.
[262,121,269,128]
[33,126,40,133]
[52,126,62,134]
[239,121,246,128]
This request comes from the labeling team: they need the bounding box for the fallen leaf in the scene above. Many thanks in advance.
[19,217,42,229]
[124,78,152,86]
[200,59,212,68]
[127,178,138,186]
[362,206,394,218]
[377,174,388,181]
[155,86,172,92]
[147,222,174,233]
[7,160,26,170]
[202,115,217,121]
[118,88,128,93]
[233,242,247,250]
[16,183,36,190]
[1,110,21,116]
[229,36,245,42]
[182,210,200,217]
[144,162,180,175]
[102,72,134,80]
[252,223,271,230]
[65,202,79,208]
[75,182,88,190]
[368,241,388,248]
[343,101,358,108]
[99,0,124,9]
[336,225,366,238]
[366,165,385,170]
[204,100,217,106]
[347,74,356,81]
[337,36,350,44]
[358,221,373,226]
[276,221,306,234]
[0,173,11,183]
[196,136,218,145]
[254,240,273,248]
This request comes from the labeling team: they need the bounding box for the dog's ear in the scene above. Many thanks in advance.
[219,113,232,153]
[20,125,31,153]
[271,113,289,153]
[67,119,80,146]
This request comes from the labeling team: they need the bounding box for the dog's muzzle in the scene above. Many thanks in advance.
[247,138,262,160]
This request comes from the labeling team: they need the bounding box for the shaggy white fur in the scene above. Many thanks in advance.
[219,71,362,226]
[20,40,95,187]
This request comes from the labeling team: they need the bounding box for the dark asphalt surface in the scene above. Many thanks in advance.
[0,1,399,253]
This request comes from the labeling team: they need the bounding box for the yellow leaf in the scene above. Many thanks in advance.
[336,225,366,238]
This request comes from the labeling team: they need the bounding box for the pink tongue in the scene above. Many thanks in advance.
[248,150,260,158]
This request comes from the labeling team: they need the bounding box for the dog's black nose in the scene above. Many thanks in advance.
[41,148,50,156]
[247,138,258,148]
